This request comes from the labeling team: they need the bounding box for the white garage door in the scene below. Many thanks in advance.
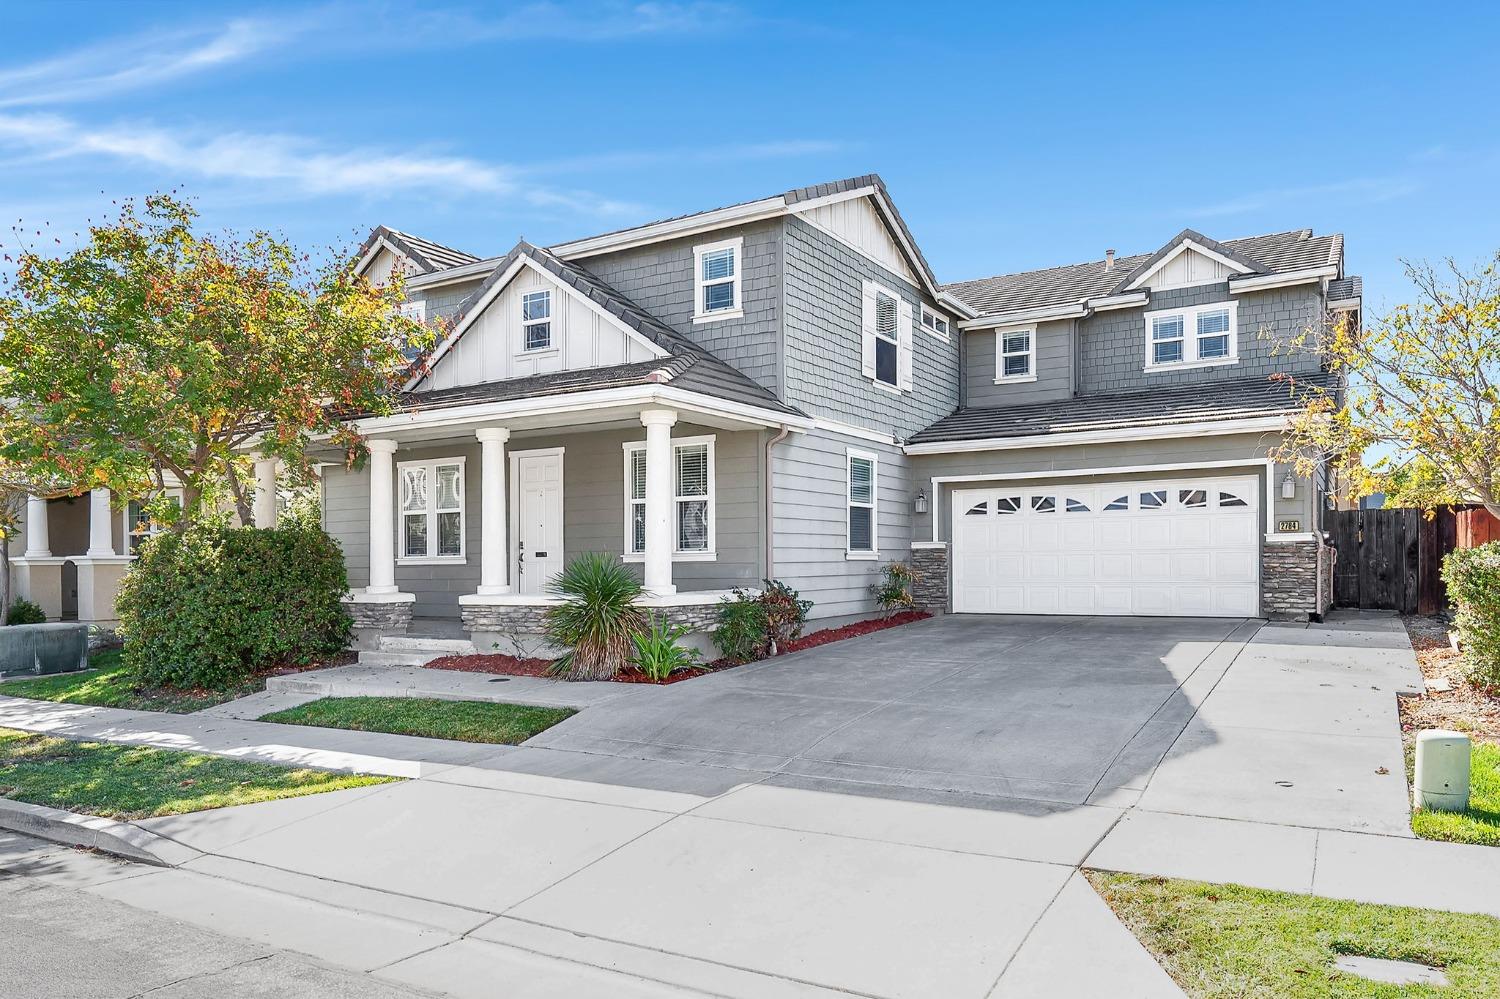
[951,476,1259,617]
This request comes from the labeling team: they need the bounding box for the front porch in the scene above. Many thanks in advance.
[326,393,788,650]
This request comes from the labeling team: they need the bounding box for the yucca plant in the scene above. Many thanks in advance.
[544,553,648,681]
[629,615,701,682]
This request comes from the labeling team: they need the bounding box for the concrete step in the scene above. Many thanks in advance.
[357,650,445,668]
[379,636,476,655]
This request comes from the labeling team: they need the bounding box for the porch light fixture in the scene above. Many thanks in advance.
[914,488,928,515]
[1281,471,1296,500]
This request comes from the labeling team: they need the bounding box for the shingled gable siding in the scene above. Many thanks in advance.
[1077,282,1325,396]
[782,216,959,440]
[965,318,1075,407]
[578,219,782,397]
[413,278,485,327]
[771,427,911,621]
[321,425,764,619]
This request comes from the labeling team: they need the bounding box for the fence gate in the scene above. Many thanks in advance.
[1327,508,1420,613]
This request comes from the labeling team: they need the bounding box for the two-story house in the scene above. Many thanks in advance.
[35,175,1341,650]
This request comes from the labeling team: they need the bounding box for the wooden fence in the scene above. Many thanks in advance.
[1328,505,1500,614]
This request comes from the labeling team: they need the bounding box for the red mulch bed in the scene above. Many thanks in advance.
[422,611,933,684]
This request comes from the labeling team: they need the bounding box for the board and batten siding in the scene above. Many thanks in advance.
[324,425,764,618]
[964,318,1075,407]
[782,217,959,440]
[580,220,782,397]
[794,196,919,289]
[421,265,657,391]
[771,427,910,621]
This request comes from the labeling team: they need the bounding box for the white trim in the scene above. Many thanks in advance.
[520,288,553,352]
[795,210,919,289]
[995,324,1037,382]
[1144,300,1239,371]
[1124,238,1256,292]
[786,185,878,215]
[902,414,1288,455]
[620,434,717,560]
[910,541,947,550]
[846,447,879,558]
[407,257,498,290]
[938,291,980,320]
[1228,265,1338,293]
[810,417,897,446]
[1327,297,1361,312]
[509,447,565,594]
[866,279,904,391]
[1088,291,1150,312]
[692,236,744,323]
[869,189,941,298]
[121,488,184,558]
[551,197,785,259]
[354,235,411,280]
[959,301,1087,331]
[919,304,951,341]
[1266,532,1319,543]
[395,455,467,564]
[407,254,669,390]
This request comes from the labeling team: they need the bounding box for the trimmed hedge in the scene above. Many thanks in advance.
[116,525,352,690]
[1442,541,1500,692]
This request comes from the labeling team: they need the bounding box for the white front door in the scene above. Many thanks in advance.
[512,450,564,595]
[951,475,1260,617]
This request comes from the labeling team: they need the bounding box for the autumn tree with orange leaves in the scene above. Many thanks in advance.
[0,194,432,529]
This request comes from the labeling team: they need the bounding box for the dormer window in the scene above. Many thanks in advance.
[522,290,552,351]
[995,326,1035,383]
[693,236,743,322]
[1144,301,1239,371]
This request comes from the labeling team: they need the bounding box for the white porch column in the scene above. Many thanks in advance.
[367,439,399,595]
[476,427,511,595]
[253,456,278,528]
[640,408,678,596]
[23,495,50,557]
[86,488,114,556]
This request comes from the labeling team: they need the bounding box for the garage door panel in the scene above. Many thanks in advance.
[952,474,1260,618]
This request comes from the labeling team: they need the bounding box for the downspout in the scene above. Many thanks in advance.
[764,425,792,581]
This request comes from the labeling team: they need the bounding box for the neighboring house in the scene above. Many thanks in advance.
[15,175,1357,641]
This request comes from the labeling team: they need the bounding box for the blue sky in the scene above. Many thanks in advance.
[4,1,1498,310]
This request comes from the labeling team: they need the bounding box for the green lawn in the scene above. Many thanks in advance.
[0,727,393,820]
[0,650,263,713]
[259,696,575,745]
[1410,741,1500,847]
[1091,872,1500,998]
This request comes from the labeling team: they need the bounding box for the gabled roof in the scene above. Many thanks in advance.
[907,371,1338,445]
[1109,229,1266,294]
[943,229,1344,319]
[353,225,480,276]
[406,240,800,417]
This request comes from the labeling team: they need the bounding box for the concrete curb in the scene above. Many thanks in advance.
[0,798,203,868]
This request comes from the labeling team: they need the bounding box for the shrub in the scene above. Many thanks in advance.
[629,615,701,682]
[713,588,768,664]
[1443,542,1500,691]
[871,562,920,616]
[712,580,813,662]
[116,525,352,690]
[5,598,46,626]
[544,553,647,681]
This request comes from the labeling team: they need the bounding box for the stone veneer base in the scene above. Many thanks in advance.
[909,544,950,613]
[1262,538,1333,621]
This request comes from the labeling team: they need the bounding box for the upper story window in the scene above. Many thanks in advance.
[846,449,878,559]
[1144,301,1239,371]
[399,458,465,563]
[861,280,912,392]
[396,300,426,323]
[919,305,950,339]
[693,237,743,322]
[623,436,716,560]
[995,325,1036,383]
[522,290,552,351]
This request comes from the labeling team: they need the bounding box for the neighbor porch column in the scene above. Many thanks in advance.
[253,455,278,528]
[23,495,50,557]
[476,427,511,595]
[640,407,678,596]
[85,488,114,556]
[367,439,399,595]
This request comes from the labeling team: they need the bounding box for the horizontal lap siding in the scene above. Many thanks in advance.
[772,428,910,620]
[324,463,370,590]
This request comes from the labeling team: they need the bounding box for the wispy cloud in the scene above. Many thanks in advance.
[0,17,298,108]
[526,139,845,175]
[1184,177,1419,218]
[391,2,748,43]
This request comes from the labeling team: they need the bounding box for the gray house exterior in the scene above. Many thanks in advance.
[290,176,1356,652]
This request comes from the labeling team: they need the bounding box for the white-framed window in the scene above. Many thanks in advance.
[846,448,878,559]
[995,325,1036,382]
[1144,300,1239,370]
[521,289,552,351]
[919,304,950,339]
[693,237,742,322]
[873,289,899,387]
[622,436,716,560]
[396,300,426,322]
[397,457,465,562]
[123,490,183,556]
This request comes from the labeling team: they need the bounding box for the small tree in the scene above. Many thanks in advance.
[0,194,433,528]
[1273,255,1500,518]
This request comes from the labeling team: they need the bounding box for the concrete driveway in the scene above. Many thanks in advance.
[529,614,1261,807]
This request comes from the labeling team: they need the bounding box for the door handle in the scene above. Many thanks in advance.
[535,551,548,558]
